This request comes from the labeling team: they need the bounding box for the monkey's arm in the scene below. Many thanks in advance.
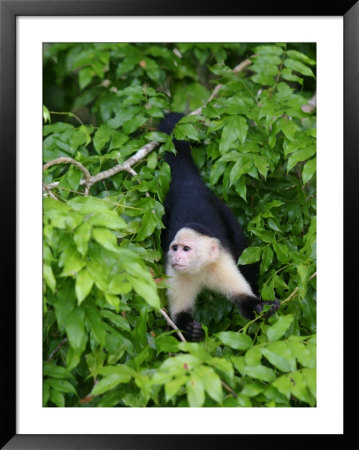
[166,265,204,342]
[206,251,280,320]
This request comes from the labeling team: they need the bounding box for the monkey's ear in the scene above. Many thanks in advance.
[208,239,220,262]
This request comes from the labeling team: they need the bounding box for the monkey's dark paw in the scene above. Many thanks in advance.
[183,319,204,342]
[255,299,280,317]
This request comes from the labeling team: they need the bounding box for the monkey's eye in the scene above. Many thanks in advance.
[172,245,178,251]
[183,246,191,252]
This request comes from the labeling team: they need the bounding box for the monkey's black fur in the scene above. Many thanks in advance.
[159,113,279,340]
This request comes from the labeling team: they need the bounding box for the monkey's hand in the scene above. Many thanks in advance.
[183,319,204,342]
[234,295,280,320]
[175,312,204,342]
[255,299,280,317]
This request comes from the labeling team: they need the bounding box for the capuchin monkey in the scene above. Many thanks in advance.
[159,113,280,342]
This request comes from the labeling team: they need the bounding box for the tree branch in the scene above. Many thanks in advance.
[43,157,92,195]
[159,308,186,343]
[43,57,252,195]
[43,140,159,194]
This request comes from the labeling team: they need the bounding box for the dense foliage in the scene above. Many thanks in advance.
[43,42,316,407]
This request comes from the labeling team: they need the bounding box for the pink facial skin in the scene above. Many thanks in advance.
[169,243,193,271]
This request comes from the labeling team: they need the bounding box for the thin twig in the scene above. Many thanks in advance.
[238,271,317,333]
[46,337,68,362]
[159,308,186,343]
[190,58,252,116]
[43,184,59,200]
[48,110,84,126]
[221,380,238,398]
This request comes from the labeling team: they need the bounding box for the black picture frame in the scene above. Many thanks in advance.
[1,0,356,448]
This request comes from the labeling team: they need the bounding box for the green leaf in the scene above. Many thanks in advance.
[73,222,92,257]
[43,264,56,292]
[60,248,86,277]
[174,123,200,142]
[260,246,274,274]
[284,58,315,78]
[261,341,296,372]
[250,229,275,243]
[85,305,106,347]
[266,315,294,341]
[75,269,94,305]
[123,115,147,134]
[92,228,119,253]
[297,264,310,298]
[104,294,121,311]
[286,50,316,66]
[208,358,234,381]
[127,275,160,310]
[108,107,141,129]
[302,367,316,398]
[107,274,132,296]
[50,389,65,407]
[177,342,211,361]
[155,335,180,353]
[88,212,126,230]
[243,365,276,382]
[261,282,276,301]
[47,378,77,395]
[91,373,132,396]
[220,116,248,153]
[302,158,316,184]
[280,117,298,140]
[68,196,113,215]
[65,307,87,352]
[43,381,50,405]
[79,67,94,90]
[186,373,205,407]
[43,363,74,380]
[136,211,157,241]
[229,157,253,186]
[66,165,82,189]
[66,347,82,371]
[43,122,74,136]
[234,175,247,202]
[43,105,51,123]
[273,370,315,404]
[288,339,316,369]
[253,155,269,178]
[245,346,262,366]
[102,310,131,333]
[254,44,283,56]
[238,247,262,265]
[195,366,223,403]
[147,151,158,169]
[215,331,252,350]
[93,124,113,153]
[273,241,289,263]
[165,375,187,402]
[241,383,264,397]
[209,161,226,185]
[287,147,316,172]
[281,68,303,85]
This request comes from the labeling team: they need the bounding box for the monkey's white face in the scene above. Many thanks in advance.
[168,228,220,274]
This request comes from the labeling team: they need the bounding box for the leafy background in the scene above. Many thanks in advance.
[43,42,316,407]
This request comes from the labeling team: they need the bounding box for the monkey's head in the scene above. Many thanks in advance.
[168,228,220,274]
